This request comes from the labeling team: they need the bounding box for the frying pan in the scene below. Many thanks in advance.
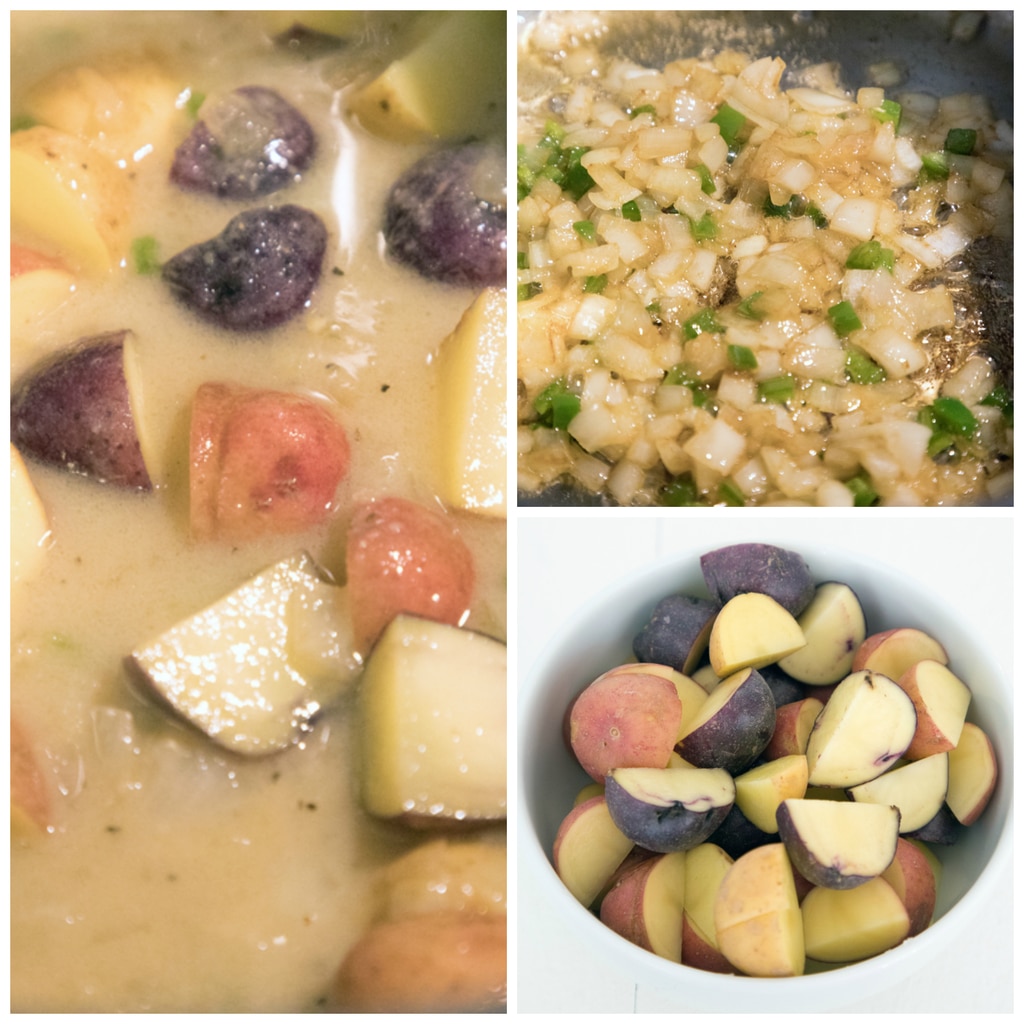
[516,10,1013,506]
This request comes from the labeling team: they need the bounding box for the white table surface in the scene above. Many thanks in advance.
[513,511,1013,1013]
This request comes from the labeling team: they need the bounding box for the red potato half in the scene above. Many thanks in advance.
[946,721,999,825]
[804,670,917,788]
[345,496,475,652]
[681,844,736,974]
[851,626,948,679]
[776,798,900,890]
[599,851,688,962]
[190,381,350,543]
[11,718,51,836]
[777,581,866,685]
[708,592,806,678]
[713,842,805,977]
[676,667,776,774]
[553,795,635,909]
[801,877,910,964]
[734,755,809,834]
[605,766,735,853]
[881,837,938,937]
[848,752,949,834]
[600,663,708,742]
[764,698,824,760]
[330,911,506,1012]
[896,659,972,759]
[569,670,682,783]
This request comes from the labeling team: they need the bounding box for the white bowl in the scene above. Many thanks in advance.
[519,539,1013,1012]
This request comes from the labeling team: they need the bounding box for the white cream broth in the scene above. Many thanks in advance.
[11,11,505,1013]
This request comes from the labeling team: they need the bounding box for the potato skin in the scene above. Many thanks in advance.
[676,669,775,775]
[632,593,719,674]
[11,332,151,490]
[330,912,506,1013]
[604,767,734,854]
[569,672,682,782]
[700,543,815,617]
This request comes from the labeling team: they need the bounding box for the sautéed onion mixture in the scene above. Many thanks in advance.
[11,11,506,1013]
[518,12,1013,506]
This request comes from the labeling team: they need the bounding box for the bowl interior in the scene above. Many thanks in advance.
[520,544,1012,1008]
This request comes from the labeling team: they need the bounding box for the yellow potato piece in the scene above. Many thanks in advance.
[349,10,505,143]
[359,615,507,822]
[437,287,508,517]
[10,445,51,588]
[376,837,506,921]
[714,843,805,976]
[25,59,180,167]
[11,126,130,272]
[802,877,910,962]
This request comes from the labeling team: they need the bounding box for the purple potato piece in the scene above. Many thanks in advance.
[170,86,316,199]
[905,803,963,846]
[604,766,734,854]
[776,799,900,890]
[700,543,816,617]
[383,142,506,287]
[632,594,719,675]
[11,331,151,490]
[162,205,327,331]
[708,803,774,860]
[757,663,805,708]
[676,667,776,775]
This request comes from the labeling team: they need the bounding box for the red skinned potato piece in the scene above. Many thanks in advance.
[11,331,152,490]
[599,851,688,962]
[553,794,635,909]
[569,670,682,783]
[190,381,350,542]
[330,911,506,1012]
[11,717,51,835]
[11,242,65,275]
[681,844,736,974]
[881,837,937,937]
[764,698,824,760]
[345,496,475,652]
[700,542,815,617]
[946,721,998,825]
[599,662,707,741]
[896,660,972,759]
[852,627,948,678]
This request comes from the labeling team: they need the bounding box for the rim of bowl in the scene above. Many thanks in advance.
[519,543,1012,1009]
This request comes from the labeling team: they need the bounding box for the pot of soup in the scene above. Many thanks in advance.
[516,10,1012,507]
[10,10,507,1012]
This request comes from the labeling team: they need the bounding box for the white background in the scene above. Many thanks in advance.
[513,511,1014,1013]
